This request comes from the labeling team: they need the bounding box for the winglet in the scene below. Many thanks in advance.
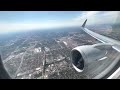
[82,19,87,28]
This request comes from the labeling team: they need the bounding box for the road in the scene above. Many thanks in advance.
[15,41,38,78]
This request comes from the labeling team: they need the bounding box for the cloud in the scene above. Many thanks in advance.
[73,11,119,25]
[0,11,119,34]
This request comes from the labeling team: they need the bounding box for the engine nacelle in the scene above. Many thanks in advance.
[71,43,112,72]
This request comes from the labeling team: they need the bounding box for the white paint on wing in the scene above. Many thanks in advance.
[98,56,108,61]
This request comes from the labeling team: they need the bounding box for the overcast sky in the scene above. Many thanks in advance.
[0,11,119,34]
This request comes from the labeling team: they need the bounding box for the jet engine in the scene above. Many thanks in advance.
[71,43,112,72]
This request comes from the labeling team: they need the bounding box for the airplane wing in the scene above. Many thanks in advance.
[81,19,120,52]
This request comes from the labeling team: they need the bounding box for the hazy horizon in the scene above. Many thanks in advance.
[0,11,119,34]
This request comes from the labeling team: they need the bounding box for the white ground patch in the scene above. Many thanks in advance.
[34,47,41,53]
[45,47,50,52]
[17,73,21,76]
[63,41,67,46]
[35,67,41,71]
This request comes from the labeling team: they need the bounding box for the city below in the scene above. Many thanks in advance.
[0,24,120,79]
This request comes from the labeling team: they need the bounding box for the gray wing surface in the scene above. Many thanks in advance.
[81,19,120,52]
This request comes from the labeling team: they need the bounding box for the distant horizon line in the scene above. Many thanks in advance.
[0,23,119,35]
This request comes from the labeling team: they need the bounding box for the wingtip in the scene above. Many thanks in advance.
[82,19,87,27]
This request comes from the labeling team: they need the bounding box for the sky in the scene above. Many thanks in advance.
[0,11,119,34]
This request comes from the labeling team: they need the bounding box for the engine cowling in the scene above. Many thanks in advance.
[71,43,112,72]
